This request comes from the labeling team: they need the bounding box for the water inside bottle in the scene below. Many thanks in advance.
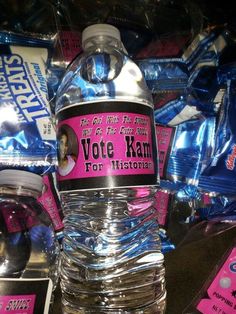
[56,24,166,313]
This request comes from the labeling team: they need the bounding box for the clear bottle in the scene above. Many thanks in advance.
[0,169,60,313]
[56,24,166,313]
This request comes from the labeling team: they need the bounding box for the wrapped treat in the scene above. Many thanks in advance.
[0,32,56,172]
[199,79,236,195]
[195,194,236,222]
[182,27,230,72]
[136,58,189,94]
[137,57,222,126]
[156,117,215,195]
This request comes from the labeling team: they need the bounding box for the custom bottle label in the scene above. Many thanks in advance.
[155,125,174,179]
[0,279,52,314]
[38,174,64,232]
[154,190,170,226]
[56,102,158,191]
[2,208,38,233]
[0,295,36,314]
[197,247,236,314]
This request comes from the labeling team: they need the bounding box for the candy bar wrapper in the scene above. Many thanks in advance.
[136,58,189,94]
[194,193,236,223]
[153,83,222,127]
[199,79,236,195]
[156,117,215,194]
[154,93,202,126]
[136,58,192,125]
[182,27,230,73]
[138,57,221,126]
[0,32,56,171]
[188,66,224,116]
[158,228,175,254]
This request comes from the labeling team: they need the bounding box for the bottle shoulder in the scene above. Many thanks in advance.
[56,48,153,112]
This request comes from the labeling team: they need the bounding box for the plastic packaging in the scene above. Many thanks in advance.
[0,0,57,35]
[56,23,166,313]
[199,80,236,195]
[194,194,236,222]
[154,94,201,126]
[137,57,221,126]
[156,117,215,194]
[136,58,189,95]
[159,229,175,254]
[52,0,83,67]
[0,31,57,172]
[104,0,154,57]
[0,169,60,312]
[182,27,230,73]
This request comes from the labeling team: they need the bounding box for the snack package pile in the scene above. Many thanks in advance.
[135,25,236,250]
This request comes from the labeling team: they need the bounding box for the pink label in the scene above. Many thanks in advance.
[154,190,170,226]
[2,208,38,233]
[197,247,236,313]
[0,295,36,314]
[155,125,174,178]
[38,175,64,231]
[57,103,157,191]
[59,31,82,63]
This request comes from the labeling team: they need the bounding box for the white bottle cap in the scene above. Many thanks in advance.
[82,24,121,48]
[0,170,43,193]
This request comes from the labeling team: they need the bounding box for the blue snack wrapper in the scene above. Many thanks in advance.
[0,32,56,172]
[154,93,203,126]
[199,79,236,195]
[136,58,189,94]
[188,66,223,115]
[159,228,175,254]
[136,58,201,126]
[139,58,221,126]
[0,31,53,48]
[182,27,229,73]
[218,63,236,85]
[47,65,66,114]
[156,117,216,194]
[195,194,236,222]
[154,77,222,126]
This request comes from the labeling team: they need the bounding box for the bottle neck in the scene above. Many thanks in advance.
[83,35,123,52]
[0,185,41,198]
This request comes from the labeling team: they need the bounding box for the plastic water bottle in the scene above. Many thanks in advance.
[56,23,166,313]
[0,169,60,313]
